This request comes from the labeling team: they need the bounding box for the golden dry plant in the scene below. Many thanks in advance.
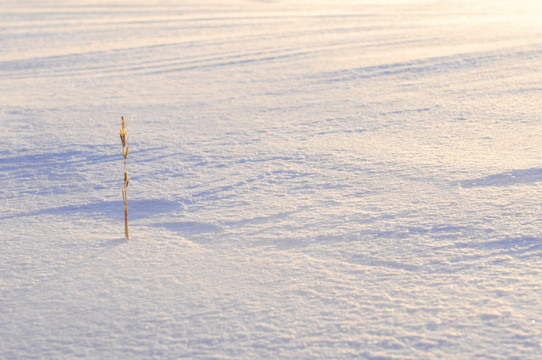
[120,116,130,239]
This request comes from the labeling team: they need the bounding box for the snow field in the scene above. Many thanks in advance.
[1,0,542,358]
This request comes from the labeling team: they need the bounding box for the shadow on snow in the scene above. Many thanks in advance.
[0,199,180,221]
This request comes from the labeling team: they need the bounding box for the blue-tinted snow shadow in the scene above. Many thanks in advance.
[0,146,117,174]
[458,168,542,188]
[151,221,223,235]
[99,237,129,247]
[267,237,309,250]
[0,145,171,177]
[348,254,421,272]
[0,199,181,221]
[454,236,542,258]
[222,210,296,227]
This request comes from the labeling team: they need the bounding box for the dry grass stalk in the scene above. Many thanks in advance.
[120,116,130,239]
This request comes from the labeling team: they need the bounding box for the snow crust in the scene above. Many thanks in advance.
[1,0,541,358]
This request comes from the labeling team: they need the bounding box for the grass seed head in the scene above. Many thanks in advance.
[120,115,130,239]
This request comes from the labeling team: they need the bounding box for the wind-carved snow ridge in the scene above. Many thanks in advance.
[459,168,542,188]
[1,0,542,359]
[313,45,542,84]
[455,236,542,259]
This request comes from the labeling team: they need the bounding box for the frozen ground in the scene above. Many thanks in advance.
[1,0,542,358]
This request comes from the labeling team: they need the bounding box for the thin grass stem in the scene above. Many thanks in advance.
[120,116,130,239]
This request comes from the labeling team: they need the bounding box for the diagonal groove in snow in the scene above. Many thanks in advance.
[457,168,542,188]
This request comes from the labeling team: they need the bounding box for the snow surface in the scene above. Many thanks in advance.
[1,0,542,358]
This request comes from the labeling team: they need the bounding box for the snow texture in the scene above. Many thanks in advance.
[1,0,542,358]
